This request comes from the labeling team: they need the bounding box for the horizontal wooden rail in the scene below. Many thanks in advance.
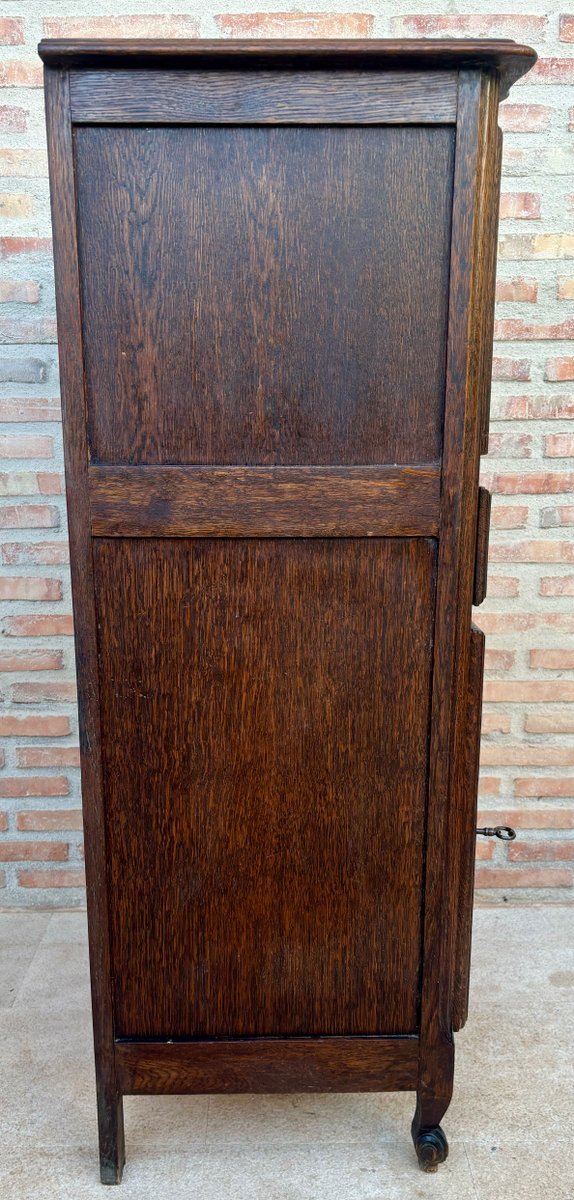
[89,463,441,538]
[70,69,457,125]
[115,1036,420,1094]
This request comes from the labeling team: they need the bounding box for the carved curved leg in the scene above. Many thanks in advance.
[411,1041,454,1172]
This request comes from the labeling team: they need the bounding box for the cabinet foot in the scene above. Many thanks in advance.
[412,1123,449,1172]
[411,1092,450,1172]
[97,1089,125,1185]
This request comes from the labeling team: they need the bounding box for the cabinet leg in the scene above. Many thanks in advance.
[97,1087,125,1185]
[411,1046,453,1172]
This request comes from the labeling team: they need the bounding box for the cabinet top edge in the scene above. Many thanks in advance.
[38,38,536,97]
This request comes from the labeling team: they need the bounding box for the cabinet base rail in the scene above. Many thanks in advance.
[114,1034,420,1095]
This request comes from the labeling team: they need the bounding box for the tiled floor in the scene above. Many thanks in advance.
[0,906,572,1198]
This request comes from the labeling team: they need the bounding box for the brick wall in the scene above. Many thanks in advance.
[0,2,573,905]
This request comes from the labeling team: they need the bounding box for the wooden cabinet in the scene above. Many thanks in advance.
[40,38,535,1182]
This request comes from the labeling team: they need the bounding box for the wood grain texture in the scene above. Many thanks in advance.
[94,536,437,1039]
[70,68,457,124]
[417,71,489,1133]
[89,464,441,538]
[452,625,485,1032]
[473,486,492,606]
[115,1037,419,1095]
[38,39,538,97]
[43,66,124,1183]
[74,124,454,466]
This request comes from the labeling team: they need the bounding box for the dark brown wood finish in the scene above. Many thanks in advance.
[473,486,492,605]
[115,1037,419,1095]
[89,464,441,538]
[74,123,454,467]
[453,625,485,1032]
[69,68,458,123]
[95,536,436,1038]
[43,67,124,1184]
[41,39,535,1183]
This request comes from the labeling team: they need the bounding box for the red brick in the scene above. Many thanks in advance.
[11,681,77,704]
[0,715,70,737]
[489,541,574,563]
[475,867,572,888]
[0,18,24,44]
[43,15,200,37]
[484,649,515,672]
[526,58,574,84]
[488,433,531,458]
[16,746,80,768]
[540,575,574,596]
[526,712,574,734]
[487,576,519,598]
[0,841,68,862]
[561,14,574,39]
[0,150,47,178]
[0,280,40,303]
[18,868,85,888]
[0,317,58,343]
[493,396,574,420]
[0,776,69,798]
[490,505,528,529]
[499,234,574,260]
[479,810,574,831]
[495,278,538,303]
[491,357,530,381]
[547,359,574,383]
[0,813,6,832]
[0,434,53,458]
[498,104,551,133]
[0,505,59,530]
[474,613,538,634]
[0,649,63,672]
[545,435,574,458]
[0,237,52,259]
[484,681,574,703]
[215,13,373,37]
[37,473,62,495]
[1,542,69,565]
[530,649,574,670]
[481,710,511,734]
[558,277,574,300]
[0,105,27,132]
[540,506,574,527]
[488,473,574,495]
[499,193,540,221]
[0,397,60,422]
[390,14,546,38]
[478,777,501,796]
[0,576,62,600]
[495,318,574,341]
[508,841,574,863]
[515,778,574,798]
[0,61,43,88]
[475,841,495,861]
[16,809,82,832]
[502,147,530,175]
[2,614,73,637]
[480,744,574,767]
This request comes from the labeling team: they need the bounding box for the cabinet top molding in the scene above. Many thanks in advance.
[38,38,536,99]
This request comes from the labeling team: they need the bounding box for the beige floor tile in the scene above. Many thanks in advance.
[0,911,51,1009]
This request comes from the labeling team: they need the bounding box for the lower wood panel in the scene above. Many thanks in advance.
[94,537,437,1039]
[115,1037,420,1095]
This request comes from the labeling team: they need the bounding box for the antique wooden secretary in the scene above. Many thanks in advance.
[40,38,536,1182]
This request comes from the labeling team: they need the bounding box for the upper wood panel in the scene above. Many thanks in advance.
[74,124,454,466]
[39,39,538,99]
[69,69,457,124]
[95,535,436,1038]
